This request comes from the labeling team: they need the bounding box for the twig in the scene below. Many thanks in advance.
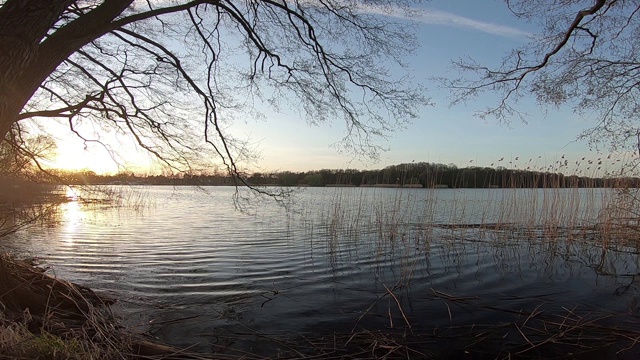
[382,282,411,330]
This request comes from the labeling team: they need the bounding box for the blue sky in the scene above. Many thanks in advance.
[238,0,609,173]
[48,1,626,176]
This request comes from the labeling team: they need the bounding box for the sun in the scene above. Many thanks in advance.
[32,121,160,175]
[45,136,160,175]
[45,140,120,175]
[47,152,117,175]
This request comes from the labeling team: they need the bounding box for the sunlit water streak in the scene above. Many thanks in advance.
[4,186,640,358]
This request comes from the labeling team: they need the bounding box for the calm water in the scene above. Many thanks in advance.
[4,186,640,358]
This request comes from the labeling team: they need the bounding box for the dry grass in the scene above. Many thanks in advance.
[318,184,640,255]
[0,253,127,359]
[0,253,213,360]
[426,288,640,359]
[299,184,640,359]
[201,306,640,359]
[0,315,119,360]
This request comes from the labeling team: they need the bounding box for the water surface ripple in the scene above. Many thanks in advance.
[5,186,640,358]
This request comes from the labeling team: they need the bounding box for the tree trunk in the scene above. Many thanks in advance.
[0,0,71,142]
[0,0,133,143]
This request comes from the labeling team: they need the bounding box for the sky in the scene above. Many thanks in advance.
[45,0,629,176]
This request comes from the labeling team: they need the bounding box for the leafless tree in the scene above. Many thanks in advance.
[0,0,428,195]
[0,133,56,180]
[443,0,640,155]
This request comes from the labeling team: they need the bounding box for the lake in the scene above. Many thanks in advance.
[3,186,640,358]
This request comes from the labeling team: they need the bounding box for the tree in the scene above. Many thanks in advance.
[0,0,427,194]
[0,133,56,181]
[443,0,640,155]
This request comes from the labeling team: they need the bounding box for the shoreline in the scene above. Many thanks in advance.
[2,251,640,359]
[0,253,208,360]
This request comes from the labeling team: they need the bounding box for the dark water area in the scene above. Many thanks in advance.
[3,186,640,359]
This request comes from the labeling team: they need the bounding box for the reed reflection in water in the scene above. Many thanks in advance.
[3,186,640,358]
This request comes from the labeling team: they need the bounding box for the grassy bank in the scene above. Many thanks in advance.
[0,253,211,360]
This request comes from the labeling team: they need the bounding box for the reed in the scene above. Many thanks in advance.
[6,158,640,359]
[317,176,640,256]
[203,303,640,359]
[296,164,640,358]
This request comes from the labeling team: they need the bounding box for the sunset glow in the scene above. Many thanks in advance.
[46,146,119,174]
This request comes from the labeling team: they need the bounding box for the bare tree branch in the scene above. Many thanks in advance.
[443,0,640,154]
[1,0,428,200]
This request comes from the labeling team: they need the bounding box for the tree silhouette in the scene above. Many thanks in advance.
[443,0,640,155]
[0,0,427,192]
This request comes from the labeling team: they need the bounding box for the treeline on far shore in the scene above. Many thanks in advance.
[26,162,640,188]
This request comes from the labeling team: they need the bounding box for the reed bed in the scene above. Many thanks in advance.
[203,263,640,359]
[1,184,152,241]
[187,182,640,359]
[203,304,640,359]
[315,185,640,253]
[295,183,640,358]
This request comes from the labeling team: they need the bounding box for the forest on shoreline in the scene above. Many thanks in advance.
[27,162,640,189]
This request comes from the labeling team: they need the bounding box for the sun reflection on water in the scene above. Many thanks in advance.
[65,186,78,201]
[61,188,85,243]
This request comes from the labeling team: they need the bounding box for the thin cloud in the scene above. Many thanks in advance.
[132,1,530,39]
[414,9,531,38]
[363,5,531,39]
